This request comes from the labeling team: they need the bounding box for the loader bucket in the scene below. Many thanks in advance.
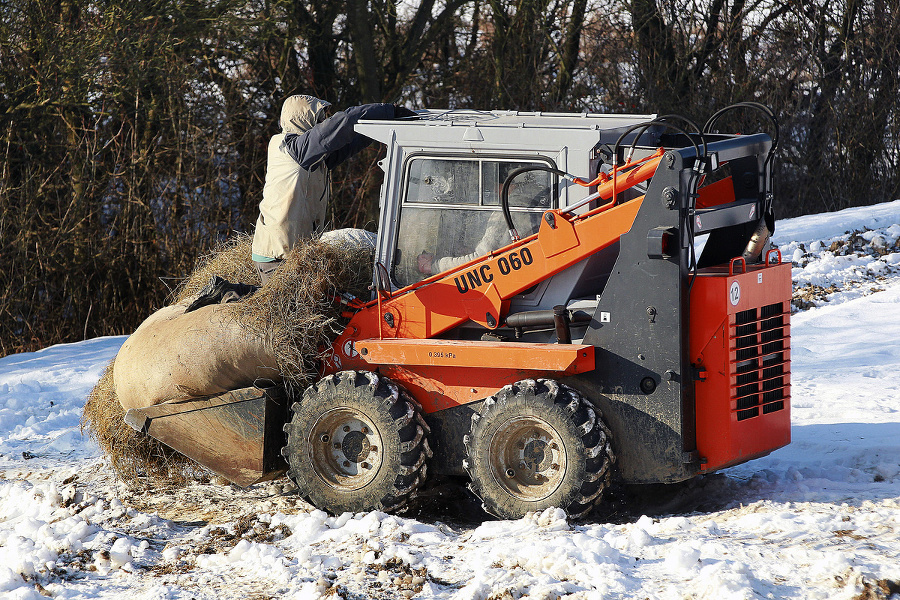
[124,386,289,487]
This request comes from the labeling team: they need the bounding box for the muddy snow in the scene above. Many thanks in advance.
[2,201,900,600]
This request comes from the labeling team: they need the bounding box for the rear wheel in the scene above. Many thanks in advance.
[464,379,613,519]
[282,371,431,514]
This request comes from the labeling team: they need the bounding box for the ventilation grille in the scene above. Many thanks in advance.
[732,302,790,421]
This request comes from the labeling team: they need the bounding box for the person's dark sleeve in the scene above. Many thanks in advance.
[281,103,396,170]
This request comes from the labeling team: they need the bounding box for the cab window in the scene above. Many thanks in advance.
[392,157,553,288]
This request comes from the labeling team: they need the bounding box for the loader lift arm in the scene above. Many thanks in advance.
[337,153,662,336]
[322,152,671,409]
[323,129,771,413]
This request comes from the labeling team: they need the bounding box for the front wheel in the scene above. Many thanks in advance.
[464,379,613,519]
[282,371,431,514]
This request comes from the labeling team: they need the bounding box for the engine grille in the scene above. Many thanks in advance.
[732,301,791,421]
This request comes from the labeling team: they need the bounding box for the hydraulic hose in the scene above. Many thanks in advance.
[612,118,705,171]
[611,118,709,283]
[703,102,780,233]
[611,119,707,214]
[703,102,779,153]
[499,116,708,242]
[499,165,571,241]
[619,114,706,165]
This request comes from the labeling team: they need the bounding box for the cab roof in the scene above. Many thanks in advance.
[356,109,659,150]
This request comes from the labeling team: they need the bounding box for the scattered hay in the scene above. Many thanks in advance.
[83,232,374,482]
[172,232,260,302]
[230,236,373,395]
[80,362,195,484]
[852,578,900,600]
[171,233,373,394]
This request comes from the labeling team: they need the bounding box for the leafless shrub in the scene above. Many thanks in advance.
[3,0,898,355]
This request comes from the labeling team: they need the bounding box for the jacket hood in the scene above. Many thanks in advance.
[279,95,332,134]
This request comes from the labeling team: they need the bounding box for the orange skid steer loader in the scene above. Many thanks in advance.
[125,104,791,519]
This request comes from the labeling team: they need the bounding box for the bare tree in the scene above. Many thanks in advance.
[1,0,898,354]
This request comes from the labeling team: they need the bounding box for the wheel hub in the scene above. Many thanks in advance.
[341,430,370,463]
[309,408,383,490]
[523,439,551,471]
[488,417,567,502]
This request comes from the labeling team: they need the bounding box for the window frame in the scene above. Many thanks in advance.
[390,153,560,289]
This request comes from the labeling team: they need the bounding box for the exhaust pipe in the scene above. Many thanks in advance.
[742,217,772,263]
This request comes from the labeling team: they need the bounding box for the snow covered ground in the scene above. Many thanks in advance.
[2,201,900,600]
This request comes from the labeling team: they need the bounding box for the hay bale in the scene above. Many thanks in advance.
[121,233,371,406]
[231,236,372,394]
[112,301,280,410]
[83,231,373,481]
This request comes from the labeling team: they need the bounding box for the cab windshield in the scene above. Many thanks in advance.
[391,157,554,287]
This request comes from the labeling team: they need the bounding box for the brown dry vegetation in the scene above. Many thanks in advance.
[2,0,899,355]
[171,232,373,394]
[172,233,261,301]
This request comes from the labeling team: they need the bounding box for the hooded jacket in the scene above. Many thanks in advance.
[251,96,395,261]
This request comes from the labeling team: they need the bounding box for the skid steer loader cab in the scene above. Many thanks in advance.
[390,157,553,288]
[126,106,791,520]
[367,112,659,298]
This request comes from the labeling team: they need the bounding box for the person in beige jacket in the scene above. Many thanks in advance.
[251,95,416,283]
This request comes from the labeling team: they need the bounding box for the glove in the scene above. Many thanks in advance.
[393,105,419,120]
[417,251,434,275]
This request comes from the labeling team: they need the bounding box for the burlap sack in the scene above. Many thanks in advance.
[113,301,279,411]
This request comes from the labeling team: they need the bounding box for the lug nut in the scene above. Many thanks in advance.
[550,442,558,450]
[343,425,351,433]
[505,469,515,478]
[361,426,369,434]
[361,462,370,469]
[320,434,330,443]
[370,446,378,454]
[343,461,351,468]
[551,463,560,471]
[333,442,341,449]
